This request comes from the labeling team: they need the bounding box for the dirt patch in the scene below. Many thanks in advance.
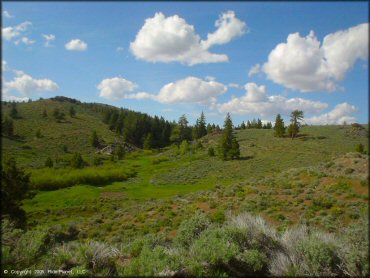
[197,202,212,212]
[320,177,337,186]
[100,192,126,199]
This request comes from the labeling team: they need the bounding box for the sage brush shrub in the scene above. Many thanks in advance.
[173,212,210,249]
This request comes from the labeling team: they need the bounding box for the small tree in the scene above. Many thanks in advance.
[90,131,100,148]
[288,110,304,139]
[240,121,246,130]
[9,102,18,119]
[69,106,76,118]
[218,113,240,160]
[53,108,65,122]
[180,140,189,155]
[208,147,215,156]
[143,133,153,150]
[356,143,364,154]
[35,129,42,138]
[274,114,285,137]
[1,157,30,227]
[70,153,84,168]
[42,109,48,118]
[115,144,125,160]
[2,117,14,137]
[45,157,53,168]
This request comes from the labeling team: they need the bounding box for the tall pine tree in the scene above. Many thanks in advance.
[273,114,285,137]
[218,113,240,160]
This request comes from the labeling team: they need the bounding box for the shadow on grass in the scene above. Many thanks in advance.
[238,155,254,161]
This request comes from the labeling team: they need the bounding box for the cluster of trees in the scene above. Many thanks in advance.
[273,110,304,139]
[2,102,19,137]
[102,108,172,149]
[239,118,272,129]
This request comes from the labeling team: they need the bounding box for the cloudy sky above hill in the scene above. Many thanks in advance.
[2,2,368,125]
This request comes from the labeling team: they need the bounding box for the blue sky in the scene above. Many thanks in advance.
[2,2,368,126]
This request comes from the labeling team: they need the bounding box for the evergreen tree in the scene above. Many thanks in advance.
[206,123,213,134]
[90,131,100,148]
[53,108,65,122]
[257,118,263,129]
[266,122,272,129]
[143,133,153,150]
[288,110,304,139]
[70,153,84,168]
[198,111,207,138]
[2,117,14,137]
[45,157,53,168]
[247,120,251,129]
[115,144,125,160]
[9,102,18,119]
[273,114,285,137]
[42,109,48,118]
[218,113,240,160]
[1,157,30,227]
[240,121,246,129]
[69,106,76,118]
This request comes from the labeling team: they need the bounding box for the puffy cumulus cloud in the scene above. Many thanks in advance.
[130,11,246,66]
[3,72,59,96]
[201,11,247,49]
[248,63,261,77]
[65,39,88,51]
[306,103,358,125]
[218,82,327,116]
[42,34,55,47]
[97,77,138,100]
[3,11,14,19]
[263,23,369,92]
[2,21,32,41]
[155,76,227,105]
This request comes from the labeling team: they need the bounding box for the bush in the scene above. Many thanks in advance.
[179,140,189,155]
[355,143,364,154]
[70,153,85,169]
[173,212,210,249]
[45,157,53,168]
[208,147,215,157]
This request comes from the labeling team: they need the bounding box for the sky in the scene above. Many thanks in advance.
[2,2,369,126]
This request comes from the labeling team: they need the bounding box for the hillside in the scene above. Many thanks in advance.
[1,97,369,277]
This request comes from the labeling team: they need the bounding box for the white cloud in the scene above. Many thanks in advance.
[306,103,358,125]
[201,11,247,49]
[42,34,55,47]
[2,21,32,41]
[116,46,124,52]
[3,11,14,19]
[15,36,35,45]
[3,72,59,96]
[2,93,29,102]
[130,11,246,66]
[218,82,328,116]
[155,76,227,105]
[248,63,261,77]
[97,77,138,100]
[263,23,369,92]
[65,39,88,51]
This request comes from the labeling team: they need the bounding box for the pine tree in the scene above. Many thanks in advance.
[42,109,48,118]
[288,110,304,139]
[274,114,285,137]
[257,118,263,129]
[240,121,246,129]
[70,153,84,168]
[69,106,76,118]
[143,133,153,150]
[247,120,251,129]
[207,123,213,134]
[198,111,207,138]
[45,157,53,168]
[2,117,14,137]
[9,102,18,119]
[90,131,99,148]
[218,113,240,160]
[1,157,30,227]
[115,144,125,160]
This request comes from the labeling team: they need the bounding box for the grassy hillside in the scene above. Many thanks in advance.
[1,97,368,276]
[2,98,118,167]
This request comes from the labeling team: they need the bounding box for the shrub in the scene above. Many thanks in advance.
[179,140,189,155]
[70,153,85,169]
[355,143,365,153]
[45,157,53,168]
[208,147,215,156]
[173,212,210,249]
[236,249,267,274]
